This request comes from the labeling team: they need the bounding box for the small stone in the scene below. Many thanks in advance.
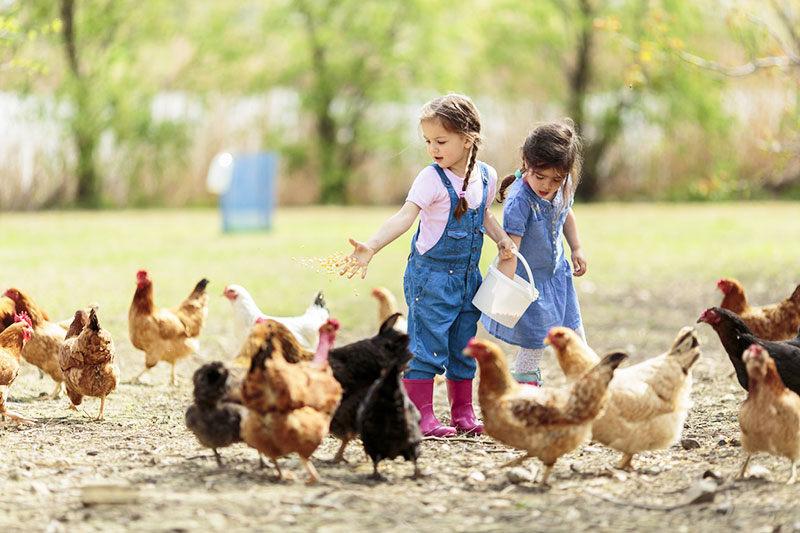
[747,465,771,478]
[467,471,486,484]
[681,438,701,450]
[31,481,50,496]
[729,438,741,447]
[721,394,736,402]
[506,467,536,484]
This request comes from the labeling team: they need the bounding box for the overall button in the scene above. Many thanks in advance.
[449,270,453,274]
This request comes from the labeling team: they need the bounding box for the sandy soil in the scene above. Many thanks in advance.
[2,283,800,533]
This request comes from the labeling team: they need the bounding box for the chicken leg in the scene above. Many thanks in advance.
[788,462,797,485]
[1,409,34,423]
[501,453,532,468]
[299,456,319,484]
[97,396,107,421]
[332,439,350,463]
[736,454,752,479]
[617,453,634,470]
[130,366,150,384]
[170,362,178,386]
[45,381,63,400]
[539,464,555,485]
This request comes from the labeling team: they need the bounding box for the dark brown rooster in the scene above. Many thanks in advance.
[698,307,800,395]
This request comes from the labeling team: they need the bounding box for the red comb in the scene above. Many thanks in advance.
[137,270,148,278]
[14,311,32,328]
[326,318,340,330]
[255,317,269,324]
[467,337,479,348]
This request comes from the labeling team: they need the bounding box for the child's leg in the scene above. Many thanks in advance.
[512,347,544,385]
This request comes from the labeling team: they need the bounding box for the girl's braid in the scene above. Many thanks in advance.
[454,143,478,221]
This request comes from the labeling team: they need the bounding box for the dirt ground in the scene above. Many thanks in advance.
[2,282,800,533]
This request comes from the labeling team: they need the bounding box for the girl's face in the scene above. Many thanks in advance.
[523,166,565,202]
[421,119,473,177]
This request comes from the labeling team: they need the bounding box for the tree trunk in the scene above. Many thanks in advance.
[60,0,101,208]
[568,0,600,202]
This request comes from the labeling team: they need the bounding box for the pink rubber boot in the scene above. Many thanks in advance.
[402,378,457,437]
[447,379,483,435]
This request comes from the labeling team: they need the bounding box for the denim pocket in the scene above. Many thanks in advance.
[443,229,469,255]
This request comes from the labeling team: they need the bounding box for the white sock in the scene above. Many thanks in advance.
[515,347,544,374]
[575,324,587,343]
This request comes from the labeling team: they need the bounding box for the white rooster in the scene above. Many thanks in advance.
[222,284,330,352]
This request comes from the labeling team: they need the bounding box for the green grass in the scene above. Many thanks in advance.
[2,202,798,355]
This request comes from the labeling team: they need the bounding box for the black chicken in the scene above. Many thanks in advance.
[357,352,422,480]
[185,362,247,466]
[328,313,412,462]
[698,307,800,393]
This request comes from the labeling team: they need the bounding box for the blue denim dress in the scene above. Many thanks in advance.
[403,163,489,380]
[481,176,582,349]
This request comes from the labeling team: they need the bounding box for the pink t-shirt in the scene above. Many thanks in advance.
[406,162,498,255]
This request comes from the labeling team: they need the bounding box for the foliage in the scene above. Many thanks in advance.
[11,0,193,208]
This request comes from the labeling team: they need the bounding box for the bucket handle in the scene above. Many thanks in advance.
[491,249,536,300]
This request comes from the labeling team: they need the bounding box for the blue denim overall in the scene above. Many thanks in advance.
[403,163,488,380]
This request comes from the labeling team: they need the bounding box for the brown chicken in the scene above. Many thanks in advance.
[59,308,119,420]
[232,317,314,368]
[240,318,342,483]
[129,271,209,385]
[0,313,34,422]
[737,344,800,484]
[717,278,800,341]
[0,295,16,331]
[546,326,701,470]
[371,287,407,333]
[4,288,66,398]
[463,337,626,484]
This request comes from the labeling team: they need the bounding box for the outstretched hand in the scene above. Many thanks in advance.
[340,238,375,279]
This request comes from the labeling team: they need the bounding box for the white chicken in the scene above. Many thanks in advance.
[222,284,329,352]
[546,326,701,470]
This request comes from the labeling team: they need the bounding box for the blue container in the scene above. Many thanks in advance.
[220,152,278,232]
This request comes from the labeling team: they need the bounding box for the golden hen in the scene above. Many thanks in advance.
[546,326,701,470]
[0,295,16,331]
[4,288,66,398]
[128,270,209,385]
[738,344,800,484]
[240,318,342,483]
[371,287,407,334]
[717,278,800,341]
[59,308,119,420]
[463,337,626,484]
[0,313,34,422]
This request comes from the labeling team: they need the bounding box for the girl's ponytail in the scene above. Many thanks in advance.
[496,169,521,203]
[454,144,478,221]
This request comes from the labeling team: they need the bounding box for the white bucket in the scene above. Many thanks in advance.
[473,250,539,328]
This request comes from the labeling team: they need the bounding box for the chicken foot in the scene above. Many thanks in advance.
[130,366,150,384]
[539,464,555,486]
[40,381,63,400]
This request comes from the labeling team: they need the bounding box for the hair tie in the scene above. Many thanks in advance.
[514,169,523,179]
[458,191,466,199]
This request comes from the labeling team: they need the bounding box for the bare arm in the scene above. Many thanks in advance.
[484,209,517,279]
[343,201,421,279]
[497,234,522,279]
[563,209,587,276]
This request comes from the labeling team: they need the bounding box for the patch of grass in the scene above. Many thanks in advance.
[2,202,798,350]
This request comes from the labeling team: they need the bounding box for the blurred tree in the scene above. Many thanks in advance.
[14,0,191,207]
[480,0,731,201]
[254,0,439,204]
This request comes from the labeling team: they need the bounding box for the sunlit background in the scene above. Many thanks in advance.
[1,0,799,210]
